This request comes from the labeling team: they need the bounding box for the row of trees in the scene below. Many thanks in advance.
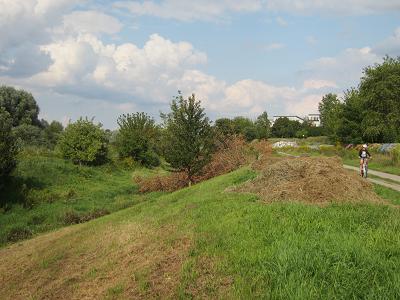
[319,56,400,144]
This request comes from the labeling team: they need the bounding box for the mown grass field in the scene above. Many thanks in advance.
[0,149,165,246]
[1,167,400,299]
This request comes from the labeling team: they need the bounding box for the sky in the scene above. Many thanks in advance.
[0,0,399,129]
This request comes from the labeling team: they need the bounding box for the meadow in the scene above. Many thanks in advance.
[1,167,400,299]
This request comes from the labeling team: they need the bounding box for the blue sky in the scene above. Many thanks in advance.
[0,0,399,128]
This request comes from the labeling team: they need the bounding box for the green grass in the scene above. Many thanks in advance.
[0,150,164,246]
[2,155,400,298]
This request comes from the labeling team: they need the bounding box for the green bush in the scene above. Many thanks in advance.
[391,145,400,166]
[57,118,108,165]
[0,108,18,189]
[115,112,160,167]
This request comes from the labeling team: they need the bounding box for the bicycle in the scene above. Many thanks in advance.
[360,158,369,178]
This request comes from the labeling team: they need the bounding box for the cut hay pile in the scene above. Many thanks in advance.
[237,156,382,204]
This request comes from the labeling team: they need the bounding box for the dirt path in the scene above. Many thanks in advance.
[343,165,400,183]
[343,165,400,192]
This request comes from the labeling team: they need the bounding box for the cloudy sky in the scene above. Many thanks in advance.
[1,0,399,128]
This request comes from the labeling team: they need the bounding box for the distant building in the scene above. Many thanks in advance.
[306,114,321,127]
[271,114,321,127]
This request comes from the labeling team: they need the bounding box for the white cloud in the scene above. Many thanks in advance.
[373,27,400,56]
[302,47,381,88]
[306,35,317,45]
[113,0,262,21]
[62,11,123,35]
[303,79,337,90]
[113,0,400,21]
[264,43,285,51]
[276,16,288,26]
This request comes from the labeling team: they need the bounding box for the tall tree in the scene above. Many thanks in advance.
[0,86,40,127]
[318,93,342,141]
[0,108,18,189]
[255,111,271,139]
[162,92,214,185]
[272,117,302,138]
[359,56,400,142]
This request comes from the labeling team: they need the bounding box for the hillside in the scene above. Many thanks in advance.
[1,168,400,299]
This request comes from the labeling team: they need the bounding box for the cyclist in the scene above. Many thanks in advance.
[359,144,371,177]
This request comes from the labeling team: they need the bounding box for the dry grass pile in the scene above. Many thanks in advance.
[135,137,251,193]
[237,156,382,204]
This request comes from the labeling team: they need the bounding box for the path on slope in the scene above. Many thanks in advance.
[343,165,400,192]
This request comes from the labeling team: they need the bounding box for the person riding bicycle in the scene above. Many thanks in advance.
[359,144,371,176]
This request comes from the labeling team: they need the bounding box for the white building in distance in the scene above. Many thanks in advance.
[271,114,321,127]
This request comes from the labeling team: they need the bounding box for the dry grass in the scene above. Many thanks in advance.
[0,219,192,299]
[135,136,251,193]
[236,156,384,205]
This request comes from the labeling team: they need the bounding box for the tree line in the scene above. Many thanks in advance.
[319,56,400,144]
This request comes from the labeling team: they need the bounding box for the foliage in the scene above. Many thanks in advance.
[41,120,64,148]
[162,92,214,184]
[0,149,161,245]
[336,89,364,144]
[0,108,18,189]
[318,93,343,141]
[57,118,108,165]
[271,117,302,138]
[0,85,40,127]
[215,118,235,137]
[359,56,400,142]
[255,111,271,139]
[115,112,160,167]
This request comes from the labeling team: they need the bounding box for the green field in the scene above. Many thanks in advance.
[1,164,400,298]
[0,150,164,246]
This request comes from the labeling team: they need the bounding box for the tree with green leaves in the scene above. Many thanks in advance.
[215,118,235,137]
[0,108,18,189]
[318,93,343,141]
[255,111,271,139]
[0,86,40,127]
[337,89,365,144]
[115,112,160,167]
[57,118,108,165]
[162,92,214,185]
[271,117,302,138]
[359,56,400,142]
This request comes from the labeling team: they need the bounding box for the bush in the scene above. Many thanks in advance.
[135,136,251,193]
[390,145,400,166]
[57,118,108,165]
[62,209,110,225]
[115,113,160,167]
[0,108,18,189]
[6,225,32,242]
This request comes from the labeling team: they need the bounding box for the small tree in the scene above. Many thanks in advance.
[255,111,271,139]
[162,92,214,185]
[0,108,18,189]
[115,112,160,167]
[272,117,302,138]
[318,93,342,141]
[58,118,108,165]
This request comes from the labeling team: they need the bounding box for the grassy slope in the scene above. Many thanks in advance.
[0,151,164,245]
[1,168,400,299]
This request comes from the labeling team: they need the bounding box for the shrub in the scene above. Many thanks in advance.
[115,112,160,167]
[57,118,108,165]
[390,145,400,166]
[6,225,32,242]
[62,209,110,225]
[135,136,251,193]
[0,108,18,189]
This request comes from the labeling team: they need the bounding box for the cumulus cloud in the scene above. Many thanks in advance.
[303,79,337,90]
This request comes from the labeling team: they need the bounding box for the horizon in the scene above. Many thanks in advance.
[1,0,399,129]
